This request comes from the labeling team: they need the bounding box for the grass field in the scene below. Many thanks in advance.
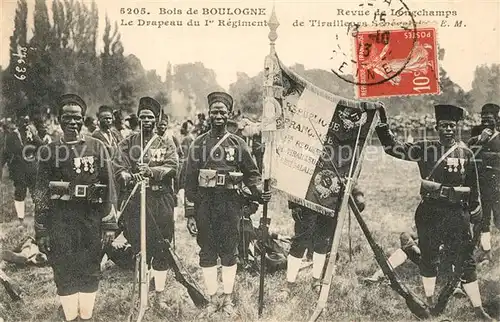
[1,146,499,322]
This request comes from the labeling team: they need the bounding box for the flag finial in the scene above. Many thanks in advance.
[268,5,279,51]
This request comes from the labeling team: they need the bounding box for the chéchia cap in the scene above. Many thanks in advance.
[137,97,161,118]
[57,94,87,116]
[207,91,233,111]
[481,103,500,117]
[97,105,114,116]
[434,104,465,123]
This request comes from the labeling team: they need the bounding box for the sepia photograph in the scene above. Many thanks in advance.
[0,0,499,321]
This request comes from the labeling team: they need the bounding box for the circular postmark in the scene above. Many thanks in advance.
[330,0,418,86]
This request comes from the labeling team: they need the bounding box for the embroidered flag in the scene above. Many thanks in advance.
[265,55,379,216]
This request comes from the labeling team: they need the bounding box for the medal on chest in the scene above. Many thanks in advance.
[74,157,82,173]
[225,147,236,161]
[73,156,95,174]
[445,157,466,174]
[149,148,166,162]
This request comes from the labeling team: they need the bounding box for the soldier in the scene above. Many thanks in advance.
[92,105,121,156]
[113,97,179,309]
[34,94,118,321]
[125,114,139,133]
[82,116,97,135]
[281,186,365,298]
[34,117,53,144]
[3,108,43,225]
[112,110,128,140]
[468,103,500,262]
[376,104,493,320]
[184,92,270,317]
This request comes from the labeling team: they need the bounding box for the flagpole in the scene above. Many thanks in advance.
[258,5,281,318]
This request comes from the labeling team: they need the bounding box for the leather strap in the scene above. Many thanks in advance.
[139,134,159,161]
[425,144,459,181]
[202,131,232,168]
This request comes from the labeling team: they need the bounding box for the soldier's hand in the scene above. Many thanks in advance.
[131,173,144,182]
[138,164,152,177]
[353,194,366,212]
[291,206,303,222]
[102,230,116,245]
[261,190,272,203]
[37,236,51,254]
[120,172,132,185]
[277,235,291,243]
[479,128,493,142]
[377,102,388,124]
[186,217,198,236]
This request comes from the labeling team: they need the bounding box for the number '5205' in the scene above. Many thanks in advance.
[120,8,147,14]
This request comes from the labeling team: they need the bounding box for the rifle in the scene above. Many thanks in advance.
[348,196,431,319]
[306,115,430,320]
[0,268,22,301]
[148,217,209,308]
[431,222,482,316]
[128,122,149,322]
[258,179,270,317]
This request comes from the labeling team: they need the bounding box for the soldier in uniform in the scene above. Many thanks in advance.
[82,116,97,135]
[468,103,500,261]
[184,92,270,317]
[376,104,493,320]
[4,108,43,225]
[113,97,179,309]
[92,105,121,157]
[281,186,365,298]
[34,94,118,321]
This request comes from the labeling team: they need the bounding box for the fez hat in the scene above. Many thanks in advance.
[137,97,161,118]
[57,94,87,116]
[481,103,500,117]
[434,104,465,122]
[207,92,233,111]
[97,105,114,116]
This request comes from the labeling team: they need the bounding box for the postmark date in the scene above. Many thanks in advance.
[120,8,148,15]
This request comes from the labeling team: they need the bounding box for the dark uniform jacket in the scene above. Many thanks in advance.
[92,128,121,157]
[34,134,118,236]
[468,131,500,201]
[376,123,481,214]
[184,130,261,204]
[3,125,43,181]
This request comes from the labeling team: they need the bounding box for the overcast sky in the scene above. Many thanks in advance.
[2,0,499,93]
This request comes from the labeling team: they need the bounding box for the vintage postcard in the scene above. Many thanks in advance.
[0,0,499,321]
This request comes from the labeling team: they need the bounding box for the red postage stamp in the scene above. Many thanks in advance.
[354,27,440,99]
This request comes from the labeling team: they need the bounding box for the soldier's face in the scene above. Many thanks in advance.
[60,104,84,135]
[18,115,30,129]
[436,120,457,141]
[209,102,229,127]
[98,111,113,130]
[157,121,168,135]
[138,110,156,132]
[481,114,497,131]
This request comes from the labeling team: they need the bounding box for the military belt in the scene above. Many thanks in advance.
[49,181,107,203]
[420,179,470,204]
[198,169,243,190]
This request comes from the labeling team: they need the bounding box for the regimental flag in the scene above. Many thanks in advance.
[265,55,379,216]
